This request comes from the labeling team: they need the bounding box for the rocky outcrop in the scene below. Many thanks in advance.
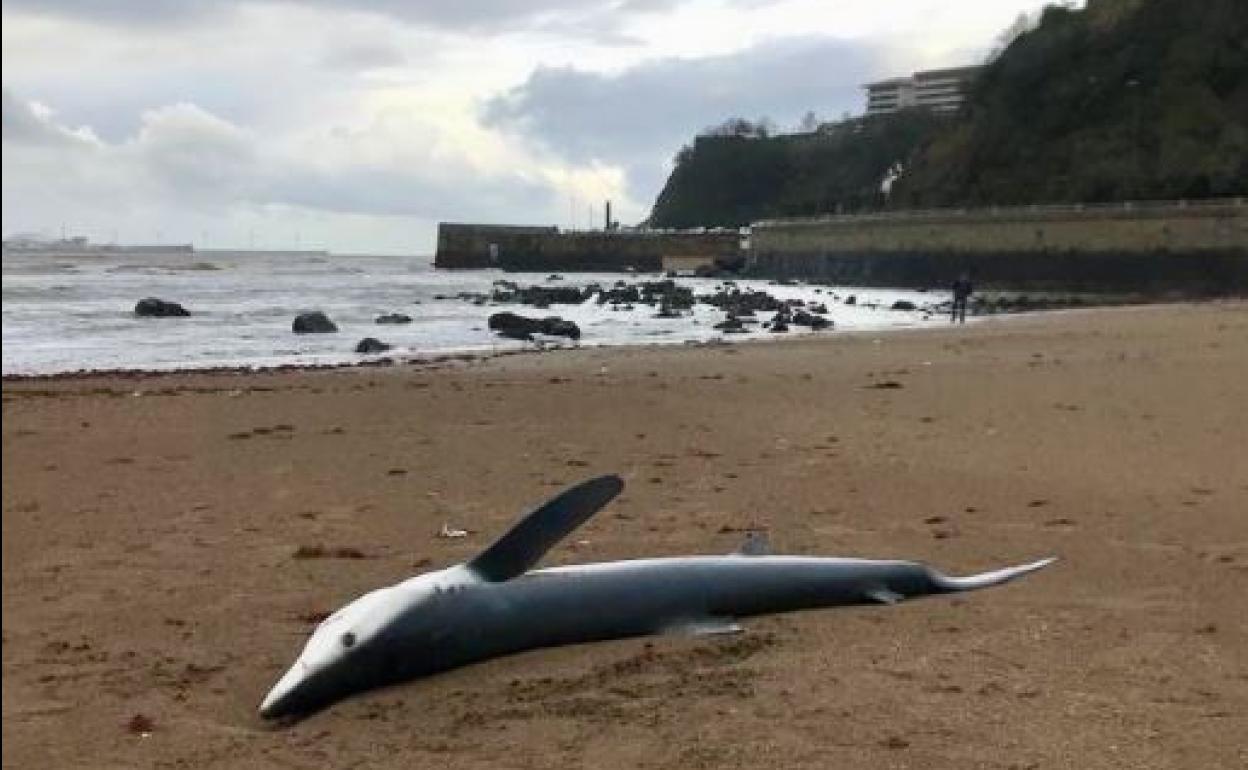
[713,316,749,334]
[698,287,784,316]
[487,312,581,341]
[134,298,190,318]
[492,284,588,307]
[292,311,338,334]
[792,310,832,330]
[355,337,393,354]
[375,313,413,324]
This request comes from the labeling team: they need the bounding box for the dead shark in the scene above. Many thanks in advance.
[260,474,1055,718]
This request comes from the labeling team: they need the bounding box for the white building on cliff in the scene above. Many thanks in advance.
[864,65,983,116]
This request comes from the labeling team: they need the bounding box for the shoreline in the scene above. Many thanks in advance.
[0,297,1204,385]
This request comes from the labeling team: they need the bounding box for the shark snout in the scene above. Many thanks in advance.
[259,661,316,719]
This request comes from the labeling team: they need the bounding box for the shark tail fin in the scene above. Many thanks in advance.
[927,557,1058,593]
[467,475,624,582]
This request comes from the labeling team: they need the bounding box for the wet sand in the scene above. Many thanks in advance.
[4,302,1247,769]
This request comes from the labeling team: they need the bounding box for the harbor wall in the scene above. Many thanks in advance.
[749,200,1248,293]
[435,223,740,272]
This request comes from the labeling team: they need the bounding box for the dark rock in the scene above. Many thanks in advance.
[844,295,857,305]
[540,317,581,340]
[769,321,789,333]
[596,285,642,305]
[487,312,581,341]
[713,316,748,333]
[355,337,392,354]
[697,287,783,316]
[375,313,412,324]
[494,285,587,306]
[792,310,832,330]
[808,303,829,314]
[891,300,918,311]
[292,311,337,333]
[134,298,190,318]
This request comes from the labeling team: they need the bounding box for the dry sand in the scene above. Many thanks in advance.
[4,302,1247,769]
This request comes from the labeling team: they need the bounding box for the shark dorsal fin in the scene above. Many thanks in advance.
[735,531,771,556]
[467,475,624,582]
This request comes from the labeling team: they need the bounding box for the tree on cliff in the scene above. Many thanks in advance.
[646,0,1246,228]
[649,109,946,228]
[891,0,1248,206]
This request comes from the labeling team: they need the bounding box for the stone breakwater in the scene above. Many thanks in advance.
[749,200,1248,293]
[434,224,741,273]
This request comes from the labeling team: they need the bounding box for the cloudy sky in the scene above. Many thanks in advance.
[3,0,1062,254]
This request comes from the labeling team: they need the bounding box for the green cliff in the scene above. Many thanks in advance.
[647,0,1248,227]
[648,110,944,229]
[893,0,1248,206]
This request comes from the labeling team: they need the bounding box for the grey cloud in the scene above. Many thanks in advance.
[1,88,96,146]
[2,0,685,33]
[268,166,552,222]
[130,103,259,201]
[0,0,228,26]
[3,87,551,226]
[482,36,886,203]
[321,40,407,71]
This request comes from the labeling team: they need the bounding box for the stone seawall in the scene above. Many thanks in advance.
[435,223,740,272]
[749,201,1248,293]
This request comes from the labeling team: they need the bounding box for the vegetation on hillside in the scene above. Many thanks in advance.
[893,0,1248,206]
[647,0,1247,227]
[649,110,945,228]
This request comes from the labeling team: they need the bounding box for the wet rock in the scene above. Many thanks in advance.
[713,316,748,334]
[494,285,587,306]
[891,300,918,311]
[292,311,337,333]
[792,310,832,330]
[487,312,581,341]
[540,318,582,340]
[134,298,190,318]
[355,337,392,354]
[698,287,784,315]
[375,313,412,324]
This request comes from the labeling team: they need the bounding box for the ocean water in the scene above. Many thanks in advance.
[1,251,950,376]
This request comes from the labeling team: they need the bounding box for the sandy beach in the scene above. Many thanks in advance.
[3,302,1247,769]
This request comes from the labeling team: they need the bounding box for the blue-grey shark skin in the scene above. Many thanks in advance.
[260,475,1056,719]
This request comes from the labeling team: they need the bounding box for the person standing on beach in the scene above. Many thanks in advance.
[951,273,973,324]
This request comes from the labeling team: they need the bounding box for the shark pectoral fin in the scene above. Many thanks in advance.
[865,587,905,605]
[734,531,771,556]
[664,617,744,636]
[467,475,624,582]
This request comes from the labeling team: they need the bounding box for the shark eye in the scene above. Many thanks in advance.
[341,632,357,649]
